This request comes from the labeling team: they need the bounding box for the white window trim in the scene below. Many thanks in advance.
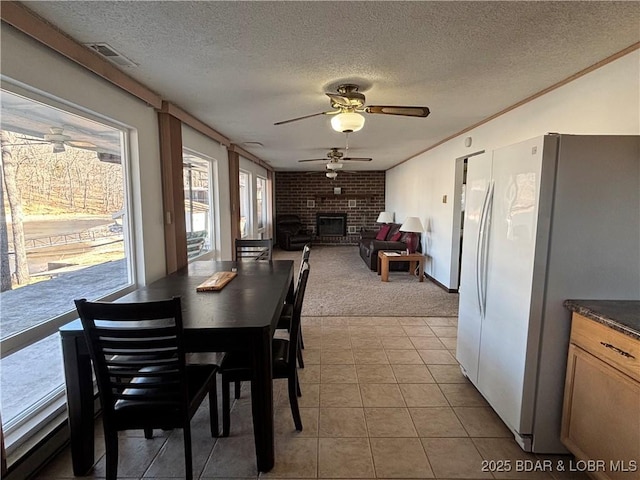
[182,147,218,261]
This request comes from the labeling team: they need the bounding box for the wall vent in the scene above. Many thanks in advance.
[84,43,138,68]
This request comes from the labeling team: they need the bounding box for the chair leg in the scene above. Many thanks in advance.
[299,327,305,349]
[144,428,153,439]
[209,380,219,437]
[104,430,119,480]
[297,337,305,369]
[287,374,303,431]
[234,380,241,399]
[222,378,231,437]
[183,423,193,480]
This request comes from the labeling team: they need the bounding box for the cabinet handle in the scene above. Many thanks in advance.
[600,341,636,359]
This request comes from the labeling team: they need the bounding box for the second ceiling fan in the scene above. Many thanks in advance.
[298,147,371,166]
[275,84,430,132]
[299,147,371,179]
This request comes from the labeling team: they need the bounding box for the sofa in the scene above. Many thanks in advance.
[358,223,419,271]
[276,214,313,251]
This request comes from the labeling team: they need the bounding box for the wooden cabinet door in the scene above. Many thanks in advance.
[562,344,640,480]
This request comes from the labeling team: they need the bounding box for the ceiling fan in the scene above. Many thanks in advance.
[298,147,371,165]
[299,147,370,178]
[274,84,430,132]
[4,127,96,153]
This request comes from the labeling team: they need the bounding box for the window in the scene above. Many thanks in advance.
[183,150,214,261]
[0,88,133,452]
[256,176,267,232]
[239,170,251,238]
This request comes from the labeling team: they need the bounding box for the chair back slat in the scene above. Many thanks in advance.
[235,238,273,261]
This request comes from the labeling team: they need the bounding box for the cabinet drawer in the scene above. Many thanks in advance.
[570,313,640,382]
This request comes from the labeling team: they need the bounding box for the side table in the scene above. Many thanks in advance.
[377,251,426,282]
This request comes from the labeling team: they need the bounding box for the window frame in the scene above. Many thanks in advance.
[182,147,217,261]
[256,175,267,235]
[239,169,252,238]
[0,80,138,451]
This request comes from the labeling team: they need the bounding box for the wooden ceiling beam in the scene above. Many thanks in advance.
[1,1,162,109]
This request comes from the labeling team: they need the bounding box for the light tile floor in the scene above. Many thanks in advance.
[34,316,587,480]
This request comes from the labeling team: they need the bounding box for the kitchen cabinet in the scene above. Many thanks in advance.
[561,303,640,480]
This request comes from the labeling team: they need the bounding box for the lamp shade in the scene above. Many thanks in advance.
[376,211,394,223]
[330,112,365,133]
[400,216,424,254]
[400,216,424,233]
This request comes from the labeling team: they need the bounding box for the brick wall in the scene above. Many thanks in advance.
[274,171,385,245]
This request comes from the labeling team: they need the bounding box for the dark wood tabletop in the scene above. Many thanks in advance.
[60,259,294,475]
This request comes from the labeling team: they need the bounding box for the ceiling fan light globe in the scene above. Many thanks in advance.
[52,142,66,154]
[330,112,365,133]
[326,162,343,170]
[326,171,338,179]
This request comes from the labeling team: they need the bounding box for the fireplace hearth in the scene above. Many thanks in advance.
[317,213,347,237]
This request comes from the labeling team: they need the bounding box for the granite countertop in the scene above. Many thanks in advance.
[564,300,640,340]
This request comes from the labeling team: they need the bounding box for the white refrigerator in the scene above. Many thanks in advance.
[456,134,640,453]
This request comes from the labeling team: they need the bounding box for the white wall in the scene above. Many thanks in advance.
[387,50,640,289]
[181,125,232,259]
[1,25,166,285]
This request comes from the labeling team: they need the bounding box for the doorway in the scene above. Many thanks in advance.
[450,150,484,290]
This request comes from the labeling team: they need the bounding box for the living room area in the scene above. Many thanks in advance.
[274,167,455,294]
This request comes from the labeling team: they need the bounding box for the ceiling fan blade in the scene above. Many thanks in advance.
[2,142,48,147]
[298,158,328,163]
[364,105,430,117]
[342,157,372,162]
[67,140,97,149]
[274,111,335,126]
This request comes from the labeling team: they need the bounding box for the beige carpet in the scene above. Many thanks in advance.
[273,245,459,317]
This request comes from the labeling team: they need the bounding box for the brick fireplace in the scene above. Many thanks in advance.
[274,171,385,245]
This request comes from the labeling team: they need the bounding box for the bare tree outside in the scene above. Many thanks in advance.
[0,130,125,290]
[0,159,11,292]
[1,131,29,286]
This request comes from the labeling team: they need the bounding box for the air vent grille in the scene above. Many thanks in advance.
[84,43,138,68]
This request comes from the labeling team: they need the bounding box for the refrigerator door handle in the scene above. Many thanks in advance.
[478,181,494,316]
[476,183,491,317]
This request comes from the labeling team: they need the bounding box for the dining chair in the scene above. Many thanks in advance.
[235,238,273,261]
[74,297,218,480]
[220,264,310,436]
[280,243,311,367]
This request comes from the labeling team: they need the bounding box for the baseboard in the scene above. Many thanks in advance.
[5,420,69,480]
[424,272,458,293]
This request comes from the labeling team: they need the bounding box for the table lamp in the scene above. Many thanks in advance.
[376,211,394,224]
[400,216,424,254]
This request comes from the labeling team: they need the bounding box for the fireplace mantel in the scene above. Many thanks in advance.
[314,194,376,202]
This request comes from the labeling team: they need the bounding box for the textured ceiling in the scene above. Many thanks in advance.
[19,1,640,171]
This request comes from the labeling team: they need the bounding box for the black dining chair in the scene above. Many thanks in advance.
[220,264,310,436]
[279,243,311,367]
[74,297,218,480]
[235,238,273,261]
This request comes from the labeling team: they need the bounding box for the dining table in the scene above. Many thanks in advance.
[59,259,294,476]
